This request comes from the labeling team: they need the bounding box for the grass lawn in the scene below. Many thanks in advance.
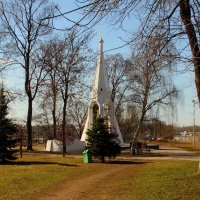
[0,153,200,200]
[113,161,200,200]
[0,154,96,200]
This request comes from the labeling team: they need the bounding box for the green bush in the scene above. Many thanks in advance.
[0,85,18,162]
[86,117,121,163]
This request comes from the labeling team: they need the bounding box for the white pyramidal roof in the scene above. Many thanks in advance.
[92,36,111,102]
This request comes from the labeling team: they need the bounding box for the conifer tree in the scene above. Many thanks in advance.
[86,117,121,163]
[0,85,18,163]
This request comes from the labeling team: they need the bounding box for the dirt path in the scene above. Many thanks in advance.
[36,164,133,200]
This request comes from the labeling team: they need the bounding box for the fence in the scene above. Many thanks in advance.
[173,135,200,142]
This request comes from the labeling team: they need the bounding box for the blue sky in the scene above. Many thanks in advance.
[4,0,200,127]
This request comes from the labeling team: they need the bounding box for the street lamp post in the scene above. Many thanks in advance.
[192,100,198,148]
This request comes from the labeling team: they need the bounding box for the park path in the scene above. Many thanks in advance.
[35,164,133,200]
[131,146,200,161]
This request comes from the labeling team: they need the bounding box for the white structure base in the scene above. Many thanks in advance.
[46,140,85,152]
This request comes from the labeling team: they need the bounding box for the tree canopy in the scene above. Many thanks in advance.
[0,85,18,163]
[86,117,121,163]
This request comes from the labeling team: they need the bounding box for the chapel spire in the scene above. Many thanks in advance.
[92,35,111,102]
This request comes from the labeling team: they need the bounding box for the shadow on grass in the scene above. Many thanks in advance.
[0,161,78,167]
[121,153,168,157]
[135,153,168,157]
[106,160,152,165]
[159,148,180,150]
[22,150,82,156]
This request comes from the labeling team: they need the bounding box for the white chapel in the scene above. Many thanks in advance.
[81,36,124,145]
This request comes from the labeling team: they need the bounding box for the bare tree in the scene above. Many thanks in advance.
[105,54,131,113]
[120,104,139,142]
[37,37,64,139]
[0,0,55,150]
[67,99,88,139]
[34,29,91,152]
[128,36,179,143]
[55,29,91,156]
[33,95,55,138]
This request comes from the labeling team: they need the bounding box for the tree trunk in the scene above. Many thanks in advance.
[131,142,136,155]
[52,96,57,139]
[179,0,200,174]
[52,110,57,139]
[62,100,67,157]
[133,83,149,141]
[179,0,200,105]
[101,155,105,163]
[25,54,33,151]
[52,80,57,139]
[27,97,32,150]
[134,115,145,139]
